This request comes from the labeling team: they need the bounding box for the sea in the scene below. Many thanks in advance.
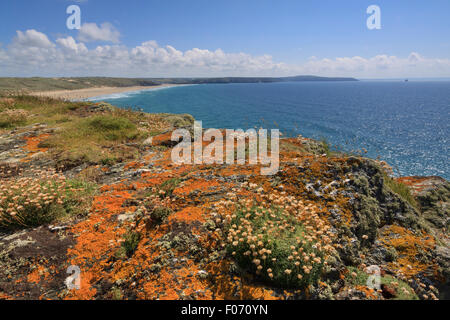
[89,81,450,179]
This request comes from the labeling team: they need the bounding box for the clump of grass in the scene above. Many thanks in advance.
[383,174,418,208]
[320,137,331,156]
[157,178,182,198]
[122,231,141,257]
[0,168,96,230]
[225,203,328,289]
[110,287,123,300]
[86,115,136,138]
[63,179,97,218]
[82,115,138,141]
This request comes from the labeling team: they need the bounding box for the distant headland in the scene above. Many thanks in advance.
[0,75,358,94]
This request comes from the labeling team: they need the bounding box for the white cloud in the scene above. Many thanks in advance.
[1,29,450,78]
[56,36,88,54]
[13,30,54,48]
[299,53,450,78]
[78,23,120,43]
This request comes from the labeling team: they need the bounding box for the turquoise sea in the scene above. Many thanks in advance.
[90,81,450,179]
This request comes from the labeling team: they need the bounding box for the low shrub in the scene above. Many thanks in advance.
[0,109,28,128]
[150,206,172,225]
[225,203,328,288]
[0,168,96,230]
[142,192,173,226]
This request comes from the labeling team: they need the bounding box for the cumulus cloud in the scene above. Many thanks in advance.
[1,29,450,78]
[56,36,88,54]
[78,23,120,43]
[13,30,54,48]
[299,53,450,78]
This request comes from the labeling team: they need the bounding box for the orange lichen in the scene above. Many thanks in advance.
[64,189,132,299]
[169,207,205,223]
[151,132,173,146]
[396,176,442,195]
[355,285,378,300]
[22,133,50,153]
[27,265,49,284]
[173,179,220,196]
[381,225,436,278]
[124,161,144,170]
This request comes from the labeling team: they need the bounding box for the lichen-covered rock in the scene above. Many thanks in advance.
[0,100,447,300]
[158,113,195,129]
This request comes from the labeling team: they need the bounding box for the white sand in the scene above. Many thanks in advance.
[31,84,182,100]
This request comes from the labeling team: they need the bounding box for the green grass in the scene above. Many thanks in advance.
[383,173,418,208]
[320,137,331,156]
[62,179,98,218]
[40,114,144,166]
[84,115,138,140]
[158,178,182,198]
[122,231,141,257]
[0,95,187,166]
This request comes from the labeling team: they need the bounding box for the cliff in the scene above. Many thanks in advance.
[0,95,447,300]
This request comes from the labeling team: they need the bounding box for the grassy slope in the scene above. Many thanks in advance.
[0,95,192,166]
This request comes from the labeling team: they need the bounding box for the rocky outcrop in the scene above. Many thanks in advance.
[0,103,447,300]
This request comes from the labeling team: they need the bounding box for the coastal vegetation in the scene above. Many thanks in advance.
[0,94,447,301]
[225,201,329,288]
[383,173,418,209]
[0,95,185,167]
[0,168,96,231]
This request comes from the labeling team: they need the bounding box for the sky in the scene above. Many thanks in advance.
[0,0,449,78]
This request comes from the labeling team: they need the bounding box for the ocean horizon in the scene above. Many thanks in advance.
[90,81,450,179]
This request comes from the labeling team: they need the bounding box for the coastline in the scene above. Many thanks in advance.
[30,84,183,101]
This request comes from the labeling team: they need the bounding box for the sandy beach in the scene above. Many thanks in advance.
[31,84,182,101]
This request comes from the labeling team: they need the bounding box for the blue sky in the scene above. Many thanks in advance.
[0,0,449,78]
